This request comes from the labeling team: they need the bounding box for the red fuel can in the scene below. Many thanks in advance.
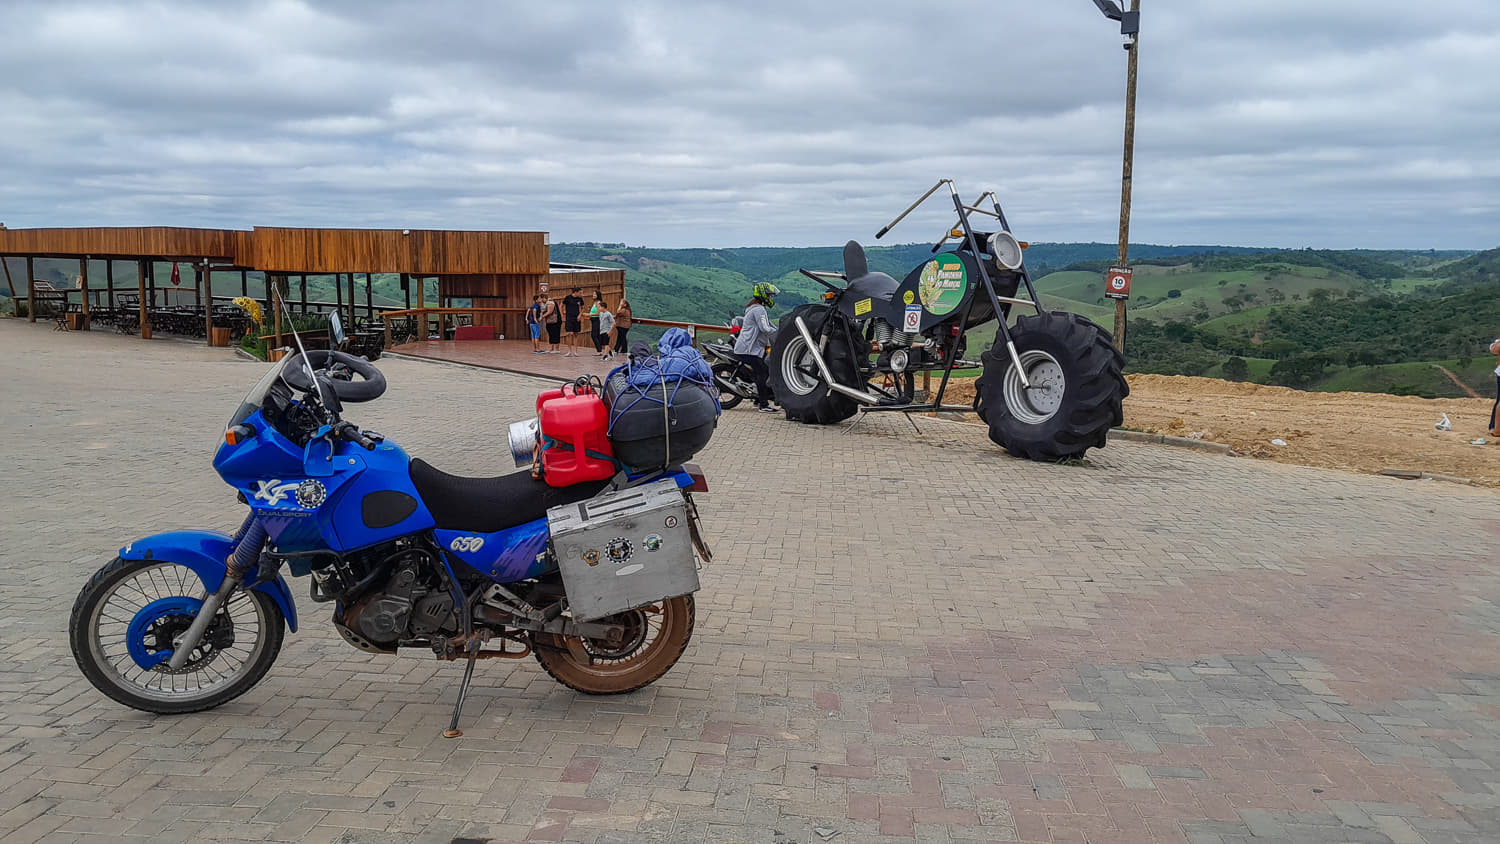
[538,385,616,487]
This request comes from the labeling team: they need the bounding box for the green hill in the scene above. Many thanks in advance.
[10,245,1498,403]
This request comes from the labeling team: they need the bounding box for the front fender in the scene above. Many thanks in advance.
[119,530,299,632]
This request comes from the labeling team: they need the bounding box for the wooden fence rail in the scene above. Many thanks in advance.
[376,308,733,350]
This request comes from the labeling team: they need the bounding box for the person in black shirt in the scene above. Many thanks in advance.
[561,287,584,357]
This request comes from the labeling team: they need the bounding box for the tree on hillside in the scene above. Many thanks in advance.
[1222,357,1249,381]
[1269,354,1331,388]
[1259,338,1298,358]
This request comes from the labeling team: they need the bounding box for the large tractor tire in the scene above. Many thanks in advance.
[973,311,1127,461]
[768,304,870,425]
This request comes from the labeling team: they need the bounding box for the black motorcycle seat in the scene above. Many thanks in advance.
[847,270,899,291]
[842,240,899,301]
[409,458,610,534]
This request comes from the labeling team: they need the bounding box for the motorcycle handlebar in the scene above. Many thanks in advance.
[333,421,378,450]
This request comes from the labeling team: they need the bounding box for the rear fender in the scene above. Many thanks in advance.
[119,530,298,632]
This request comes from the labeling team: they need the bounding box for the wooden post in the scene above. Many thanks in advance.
[202,261,215,340]
[334,272,343,320]
[365,272,373,322]
[1112,0,1140,354]
[272,273,283,352]
[106,260,114,308]
[137,259,149,339]
[401,272,410,309]
[78,257,90,328]
[1,255,17,303]
[147,261,156,308]
[192,264,201,308]
[298,274,307,313]
[415,274,426,340]
[240,268,248,298]
[347,271,357,328]
[26,256,35,322]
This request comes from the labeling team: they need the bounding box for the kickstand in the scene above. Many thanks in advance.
[443,645,480,739]
[842,409,869,436]
[903,412,923,436]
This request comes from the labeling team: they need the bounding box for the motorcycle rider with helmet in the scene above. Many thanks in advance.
[733,283,781,413]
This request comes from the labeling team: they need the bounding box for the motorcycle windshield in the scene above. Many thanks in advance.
[227,356,293,430]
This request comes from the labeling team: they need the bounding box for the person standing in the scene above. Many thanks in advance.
[561,287,584,357]
[614,299,633,354]
[526,294,544,354]
[542,294,562,353]
[1489,338,1500,437]
[588,291,604,353]
[598,301,616,361]
[732,283,781,413]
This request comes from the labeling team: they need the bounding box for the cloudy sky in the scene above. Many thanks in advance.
[1,1,1496,250]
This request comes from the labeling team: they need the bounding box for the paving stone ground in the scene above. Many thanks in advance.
[2,319,1498,844]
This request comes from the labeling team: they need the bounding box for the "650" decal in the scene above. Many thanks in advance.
[449,536,485,553]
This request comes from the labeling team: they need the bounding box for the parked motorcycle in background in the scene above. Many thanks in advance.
[702,317,758,410]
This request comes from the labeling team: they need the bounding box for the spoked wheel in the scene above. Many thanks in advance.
[531,596,694,695]
[70,557,284,714]
[711,363,746,410]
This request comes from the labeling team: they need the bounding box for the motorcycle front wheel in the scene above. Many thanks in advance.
[70,557,285,714]
[531,596,694,695]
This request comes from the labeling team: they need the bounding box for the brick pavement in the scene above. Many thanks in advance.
[1,319,1498,843]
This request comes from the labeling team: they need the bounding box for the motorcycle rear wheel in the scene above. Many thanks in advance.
[711,362,745,410]
[70,557,285,714]
[531,596,694,695]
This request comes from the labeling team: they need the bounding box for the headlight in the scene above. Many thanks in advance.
[988,231,1024,270]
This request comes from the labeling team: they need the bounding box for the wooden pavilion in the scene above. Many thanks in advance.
[0,226,624,342]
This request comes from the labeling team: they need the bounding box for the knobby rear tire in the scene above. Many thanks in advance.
[767,304,869,425]
[531,596,694,695]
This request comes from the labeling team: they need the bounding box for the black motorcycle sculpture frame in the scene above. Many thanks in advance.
[767,180,1127,461]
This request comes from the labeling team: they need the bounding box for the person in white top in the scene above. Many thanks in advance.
[1489,338,1500,437]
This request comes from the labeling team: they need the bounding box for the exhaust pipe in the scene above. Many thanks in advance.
[792,317,881,406]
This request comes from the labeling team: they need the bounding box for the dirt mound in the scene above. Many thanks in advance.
[941,373,1500,487]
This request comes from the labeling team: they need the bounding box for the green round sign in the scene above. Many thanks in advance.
[918,255,966,316]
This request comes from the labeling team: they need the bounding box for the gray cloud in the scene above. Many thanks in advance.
[0,0,1496,249]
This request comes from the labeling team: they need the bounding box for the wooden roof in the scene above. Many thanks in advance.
[0,225,548,275]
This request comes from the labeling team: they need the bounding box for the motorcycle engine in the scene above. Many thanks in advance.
[872,318,914,349]
[323,546,457,653]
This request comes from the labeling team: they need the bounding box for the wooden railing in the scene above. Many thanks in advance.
[376,308,735,349]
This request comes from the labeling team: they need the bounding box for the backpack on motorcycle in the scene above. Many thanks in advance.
[537,382,617,488]
[604,328,720,472]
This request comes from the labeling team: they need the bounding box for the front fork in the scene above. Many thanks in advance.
[167,513,266,671]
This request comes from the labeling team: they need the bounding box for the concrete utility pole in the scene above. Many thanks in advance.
[1093,0,1141,353]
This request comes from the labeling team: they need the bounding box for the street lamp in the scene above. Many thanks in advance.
[1092,0,1141,353]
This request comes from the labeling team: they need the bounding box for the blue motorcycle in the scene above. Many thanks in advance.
[69,349,711,735]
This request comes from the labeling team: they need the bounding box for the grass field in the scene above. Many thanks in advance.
[1313,358,1494,399]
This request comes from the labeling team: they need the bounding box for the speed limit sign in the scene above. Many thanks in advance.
[1104,266,1132,300]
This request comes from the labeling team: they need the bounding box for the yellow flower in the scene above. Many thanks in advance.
[232,296,264,325]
